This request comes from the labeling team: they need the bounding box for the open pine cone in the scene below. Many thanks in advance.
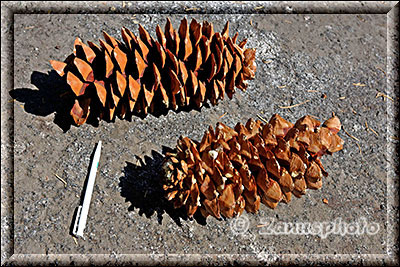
[50,18,256,125]
[161,114,344,219]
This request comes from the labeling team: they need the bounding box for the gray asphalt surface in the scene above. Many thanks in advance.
[2,1,399,266]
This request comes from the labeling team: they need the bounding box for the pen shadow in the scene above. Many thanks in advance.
[119,148,207,226]
[69,142,101,236]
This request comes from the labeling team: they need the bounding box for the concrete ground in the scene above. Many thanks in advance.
[2,1,399,266]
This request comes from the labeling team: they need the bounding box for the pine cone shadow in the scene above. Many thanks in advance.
[119,148,207,226]
[10,70,209,131]
[10,70,78,132]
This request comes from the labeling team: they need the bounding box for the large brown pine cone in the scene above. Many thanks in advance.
[50,18,256,125]
[161,114,344,219]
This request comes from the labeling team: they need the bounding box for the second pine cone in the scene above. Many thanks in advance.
[162,114,344,219]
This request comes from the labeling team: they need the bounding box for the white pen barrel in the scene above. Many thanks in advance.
[75,141,102,237]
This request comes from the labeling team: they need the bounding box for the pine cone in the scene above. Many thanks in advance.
[49,18,257,125]
[161,114,344,219]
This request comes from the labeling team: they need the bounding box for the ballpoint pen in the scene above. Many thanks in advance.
[72,140,102,238]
